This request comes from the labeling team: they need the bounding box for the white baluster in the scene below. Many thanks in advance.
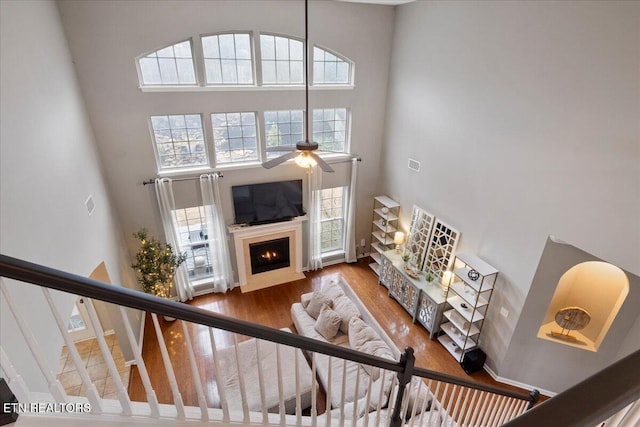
[208,328,229,422]
[42,290,102,413]
[84,298,132,415]
[339,359,347,427]
[151,313,185,419]
[375,370,387,416]
[617,400,640,427]
[385,377,397,427]
[514,399,528,417]
[351,364,361,427]
[438,383,450,426]
[180,320,208,420]
[295,348,302,425]
[326,356,333,427]
[456,387,472,427]
[361,367,374,427]
[463,389,479,427]
[276,342,285,426]
[478,393,497,426]
[487,395,505,426]
[232,334,250,423]
[119,307,159,418]
[426,380,442,427]
[416,379,434,426]
[499,398,517,425]
[0,279,67,403]
[254,338,268,424]
[408,379,424,427]
[448,385,463,426]
[0,346,31,403]
[311,353,317,427]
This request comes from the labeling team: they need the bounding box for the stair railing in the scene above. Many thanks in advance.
[1,253,540,426]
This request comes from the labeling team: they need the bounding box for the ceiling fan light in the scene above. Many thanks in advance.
[294,151,317,168]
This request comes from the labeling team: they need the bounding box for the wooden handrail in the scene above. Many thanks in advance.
[0,253,537,407]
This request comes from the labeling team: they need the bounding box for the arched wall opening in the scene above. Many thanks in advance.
[537,261,629,352]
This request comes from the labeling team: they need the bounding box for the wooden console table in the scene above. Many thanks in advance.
[379,250,446,339]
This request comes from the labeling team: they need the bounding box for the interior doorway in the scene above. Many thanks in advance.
[67,296,96,343]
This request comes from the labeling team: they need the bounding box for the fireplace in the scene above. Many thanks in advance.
[249,237,290,274]
[229,216,306,293]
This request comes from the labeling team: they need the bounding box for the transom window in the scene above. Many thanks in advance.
[319,187,346,253]
[202,33,253,85]
[138,40,196,86]
[150,114,207,170]
[260,35,304,85]
[264,110,304,158]
[313,108,348,152]
[313,47,351,85]
[211,112,258,165]
[174,206,214,285]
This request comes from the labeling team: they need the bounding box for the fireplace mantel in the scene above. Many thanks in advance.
[229,216,307,292]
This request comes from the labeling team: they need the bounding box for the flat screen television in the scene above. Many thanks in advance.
[232,179,304,226]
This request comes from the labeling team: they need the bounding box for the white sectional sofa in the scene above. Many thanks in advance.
[291,278,407,414]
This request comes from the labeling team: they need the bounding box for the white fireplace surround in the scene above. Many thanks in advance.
[229,216,306,293]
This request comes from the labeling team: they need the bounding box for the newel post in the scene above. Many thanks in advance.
[390,347,415,427]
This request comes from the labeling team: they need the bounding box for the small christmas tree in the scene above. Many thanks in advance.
[131,229,186,299]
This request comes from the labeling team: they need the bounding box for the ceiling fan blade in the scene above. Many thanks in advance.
[266,145,296,152]
[310,152,334,173]
[262,151,297,169]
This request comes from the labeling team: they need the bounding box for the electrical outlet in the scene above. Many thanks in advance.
[500,307,509,318]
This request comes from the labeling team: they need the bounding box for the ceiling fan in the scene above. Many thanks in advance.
[262,0,335,173]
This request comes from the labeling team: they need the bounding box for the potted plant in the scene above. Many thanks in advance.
[131,229,186,320]
[401,252,411,264]
[425,271,436,285]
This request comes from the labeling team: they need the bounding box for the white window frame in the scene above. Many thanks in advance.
[136,39,198,87]
[210,111,260,166]
[201,31,255,86]
[263,109,305,159]
[259,33,305,86]
[173,206,216,288]
[149,114,210,172]
[319,187,347,255]
[312,45,354,87]
[312,107,350,154]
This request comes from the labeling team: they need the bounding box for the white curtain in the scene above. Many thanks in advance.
[155,178,193,302]
[200,173,234,293]
[344,158,359,263]
[308,165,323,271]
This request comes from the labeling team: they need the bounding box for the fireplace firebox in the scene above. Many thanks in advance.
[249,237,290,275]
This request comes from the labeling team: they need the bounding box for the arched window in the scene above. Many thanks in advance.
[260,35,304,85]
[201,33,254,85]
[137,40,196,86]
[313,47,352,85]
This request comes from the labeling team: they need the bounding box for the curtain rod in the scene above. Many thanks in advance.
[142,172,223,186]
[142,156,361,186]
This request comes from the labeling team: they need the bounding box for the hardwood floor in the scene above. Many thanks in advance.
[128,258,533,408]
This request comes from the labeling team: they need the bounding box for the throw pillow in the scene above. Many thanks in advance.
[321,280,345,301]
[348,317,380,349]
[305,291,332,319]
[333,295,362,334]
[314,305,342,340]
[301,293,312,308]
[359,339,395,381]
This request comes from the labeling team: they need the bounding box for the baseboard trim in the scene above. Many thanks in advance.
[484,365,556,398]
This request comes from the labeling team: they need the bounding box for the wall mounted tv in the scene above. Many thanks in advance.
[232,179,304,226]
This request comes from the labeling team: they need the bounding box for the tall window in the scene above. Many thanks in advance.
[313,108,348,152]
[313,47,351,85]
[260,35,304,84]
[150,114,207,170]
[202,33,254,85]
[211,112,258,165]
[264,110,304,158]
[174,206,214,285]
[138,40,196,86]
[319,187,346,253]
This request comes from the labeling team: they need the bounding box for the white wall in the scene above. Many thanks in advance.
[56,0,395,273]
[381,0,640,390]
[0,0,139,391]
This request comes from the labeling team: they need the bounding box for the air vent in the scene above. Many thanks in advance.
[85,195,95,216]
[408,158,421,172]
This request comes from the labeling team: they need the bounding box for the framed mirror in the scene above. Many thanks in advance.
[423,218,460,280]
[405,206,435,270]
